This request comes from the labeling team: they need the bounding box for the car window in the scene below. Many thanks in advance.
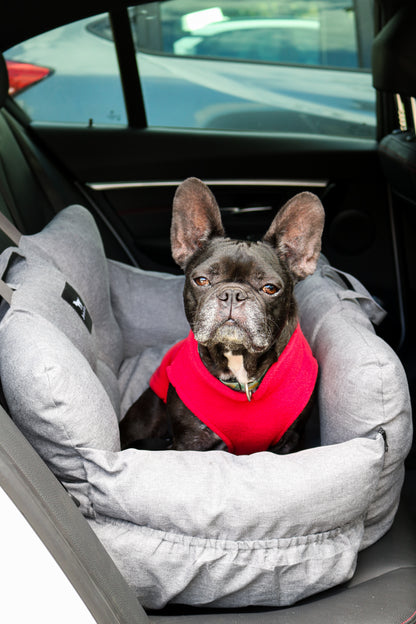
[4,1,376,139]
[5,15,127,126]
[176,22,322,65]
[130,0,375,138]
[132,1,365,70]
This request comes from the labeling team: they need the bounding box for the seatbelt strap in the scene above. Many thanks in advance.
[0,210,21,246]
[0,279,12,305]
[0,209,23,305]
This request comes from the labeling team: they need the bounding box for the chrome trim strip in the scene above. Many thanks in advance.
[88,179,328,191]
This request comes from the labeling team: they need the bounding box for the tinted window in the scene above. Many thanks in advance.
[5,15,126,125]
[132,0,376,137]
[4,1,376,139]
[133,0,368,70]
[185,22,322,65]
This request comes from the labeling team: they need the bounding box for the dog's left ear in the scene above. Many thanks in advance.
[263,192,325,281]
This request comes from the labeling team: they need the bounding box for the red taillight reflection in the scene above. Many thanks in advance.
[5,60,51,95]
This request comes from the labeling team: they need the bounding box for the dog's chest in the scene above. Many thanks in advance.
[150,327,318,455]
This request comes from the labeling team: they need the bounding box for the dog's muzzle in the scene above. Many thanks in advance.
[194,284,271,352]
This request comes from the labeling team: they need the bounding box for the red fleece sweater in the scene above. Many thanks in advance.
[150,324,317,455]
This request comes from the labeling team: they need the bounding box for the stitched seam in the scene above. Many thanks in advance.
[339,311,387,445]
[96,515,365,549]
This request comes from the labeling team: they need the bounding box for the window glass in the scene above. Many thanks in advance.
[130,0,376,138]
[4,2,376,139]
[134,1,364,69]
[5,15,126,125]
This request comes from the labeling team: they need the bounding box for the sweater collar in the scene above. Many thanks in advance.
[218,369,268,401]
[197,323,291,402]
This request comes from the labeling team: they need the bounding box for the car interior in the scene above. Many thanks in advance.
[0,0,416,622]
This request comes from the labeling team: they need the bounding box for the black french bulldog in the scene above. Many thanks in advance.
[120,177,324,454]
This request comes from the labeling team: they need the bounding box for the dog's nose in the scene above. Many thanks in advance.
[217,287,248,306]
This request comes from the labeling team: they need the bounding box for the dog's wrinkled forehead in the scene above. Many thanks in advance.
[190,237,287,282]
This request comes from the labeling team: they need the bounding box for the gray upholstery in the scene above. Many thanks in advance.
[0,205,411,609]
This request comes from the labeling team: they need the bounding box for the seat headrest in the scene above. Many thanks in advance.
[372,5,416,96]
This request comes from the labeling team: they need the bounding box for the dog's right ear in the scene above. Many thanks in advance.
[171,177,225,269]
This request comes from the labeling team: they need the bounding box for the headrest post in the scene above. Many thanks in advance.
[411,97,416,133]
[395,94,408,131]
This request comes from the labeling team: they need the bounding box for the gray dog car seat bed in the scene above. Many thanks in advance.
[0,205,411,609]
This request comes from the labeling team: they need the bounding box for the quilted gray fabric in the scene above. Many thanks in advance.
[0,205,410,608]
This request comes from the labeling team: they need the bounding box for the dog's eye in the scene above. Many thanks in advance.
[194,276,211,287]
[261,284,280,295]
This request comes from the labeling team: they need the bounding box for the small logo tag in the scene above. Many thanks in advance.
[62,282,92,333]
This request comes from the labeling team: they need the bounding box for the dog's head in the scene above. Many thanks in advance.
[171,177,324,358]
